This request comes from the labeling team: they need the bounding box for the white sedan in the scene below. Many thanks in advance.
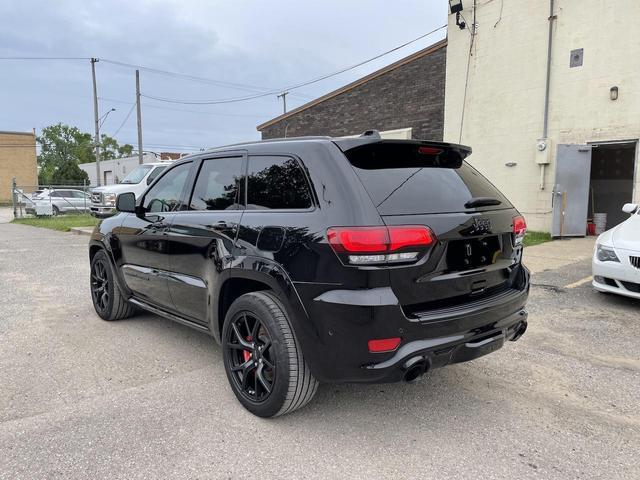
[592,203,640,299]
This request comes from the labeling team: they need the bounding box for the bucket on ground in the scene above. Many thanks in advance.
[593,213,607,234]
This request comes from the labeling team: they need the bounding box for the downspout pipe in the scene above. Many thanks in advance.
[541,0,555,190]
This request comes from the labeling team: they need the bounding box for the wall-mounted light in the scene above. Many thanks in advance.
[449,0,464,13]
[449,0,466,29]
[505,162,518,167]
[610,86,619,101]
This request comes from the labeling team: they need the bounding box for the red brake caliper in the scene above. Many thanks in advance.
[243,335,253,362]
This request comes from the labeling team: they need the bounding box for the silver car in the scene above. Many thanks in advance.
[27,189,91,215]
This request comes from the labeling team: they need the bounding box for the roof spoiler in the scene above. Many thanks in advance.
[360,129,381,139]
[342,141,469,169]
[334,137,472,161]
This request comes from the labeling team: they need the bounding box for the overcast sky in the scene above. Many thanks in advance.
[0,0,446,153]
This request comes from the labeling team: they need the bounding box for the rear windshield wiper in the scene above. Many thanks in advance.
[464,197,502,208]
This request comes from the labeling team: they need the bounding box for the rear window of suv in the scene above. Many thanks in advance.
[343,142,512,215]
[246,156,312,210]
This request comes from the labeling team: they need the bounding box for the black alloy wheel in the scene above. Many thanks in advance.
[91,257,110,315]
[224,312,276,403]
[222,291,318,417]
[89,249,136,321]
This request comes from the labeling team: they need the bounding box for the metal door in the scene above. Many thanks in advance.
[552,144,592,237]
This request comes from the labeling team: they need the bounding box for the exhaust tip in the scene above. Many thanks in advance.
[402,356,431,383]
[510,321,528,342]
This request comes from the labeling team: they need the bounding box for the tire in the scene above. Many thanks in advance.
[222,291,319,417]
[90,249,136,321]
[52,205,60,216]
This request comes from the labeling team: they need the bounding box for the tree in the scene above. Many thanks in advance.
[37,124,93,184]
[118,143,134,157]
[100,134,133,160]
[37,123,135,185]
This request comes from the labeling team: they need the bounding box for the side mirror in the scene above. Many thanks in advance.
[622,203,638,214]
[116,192,136,213]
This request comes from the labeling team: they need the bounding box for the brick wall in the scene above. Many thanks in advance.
[0,131,38,203]
[259,44,446,141]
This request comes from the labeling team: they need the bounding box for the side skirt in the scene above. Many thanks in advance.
[128,297,212,334]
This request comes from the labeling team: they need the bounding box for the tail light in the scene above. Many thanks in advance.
[327,225,435,265]
[512,215,526,245]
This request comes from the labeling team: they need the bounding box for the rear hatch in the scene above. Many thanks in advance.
[338,139,525,317]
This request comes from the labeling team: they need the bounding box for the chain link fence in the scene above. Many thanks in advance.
[11,178,93,219]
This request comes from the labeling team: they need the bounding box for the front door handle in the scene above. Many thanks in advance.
[149,221,168,232]
[216,221,237,232]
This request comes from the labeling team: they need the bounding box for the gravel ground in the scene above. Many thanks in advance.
[0,220,638,480]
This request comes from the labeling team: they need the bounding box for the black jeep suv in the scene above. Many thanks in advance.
[89,133,530,417]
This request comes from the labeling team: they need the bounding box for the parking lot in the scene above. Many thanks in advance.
[1,218,638,480]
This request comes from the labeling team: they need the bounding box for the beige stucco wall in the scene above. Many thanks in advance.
[0,131,38,203]
[444,0,640,232]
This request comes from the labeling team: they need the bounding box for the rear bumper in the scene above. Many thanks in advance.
[295,266,530,384]
[361,308,527,383]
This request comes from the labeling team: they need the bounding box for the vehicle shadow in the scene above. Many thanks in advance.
[124,310,515,428]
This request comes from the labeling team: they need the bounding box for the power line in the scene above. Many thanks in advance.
[0,56,90,60]
[120,141,205,150]
[99,97,269,118]
[140,25,447,105]
[99,58,311,100]
[0,55,313,101]
[111,102,136,137]
[3,24,446,109]
[284,25,447,91]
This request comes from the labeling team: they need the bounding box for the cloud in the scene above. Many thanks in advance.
[0,0,445,151]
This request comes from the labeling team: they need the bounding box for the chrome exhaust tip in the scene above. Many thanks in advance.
[510,321,528,342]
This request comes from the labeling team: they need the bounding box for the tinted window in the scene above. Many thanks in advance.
[50,191,65,198]
[344,143,511,215]
[147,166,167,185]
[143,162,192,213]
[190,157,242,210]
[246,156,312,210]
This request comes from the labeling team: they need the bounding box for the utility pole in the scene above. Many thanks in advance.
[277,91,289,114]
[91,58,101,186]
[136,70,144,165]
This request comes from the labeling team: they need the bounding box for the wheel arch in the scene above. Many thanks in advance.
[89,243,102,261]
[214,267,314,349]
[89,239,130,299]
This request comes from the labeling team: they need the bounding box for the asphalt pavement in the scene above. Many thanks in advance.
[0,219,638,479]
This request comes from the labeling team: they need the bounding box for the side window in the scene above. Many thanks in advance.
[143,162,192,213]
[189,157,242,211]
[246,156,312,210]
[146,166,167,185]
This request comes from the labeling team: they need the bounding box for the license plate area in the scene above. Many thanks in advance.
[447,235,502,271]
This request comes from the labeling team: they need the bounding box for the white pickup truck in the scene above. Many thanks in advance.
[90,162,172,218]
